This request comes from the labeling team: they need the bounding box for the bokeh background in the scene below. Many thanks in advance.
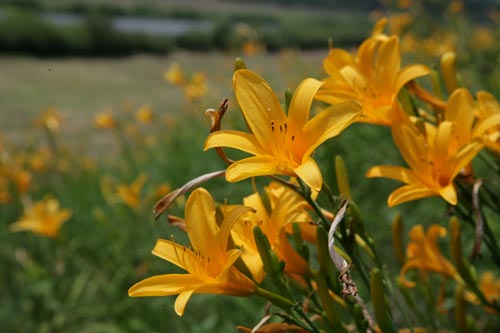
[1,0,498,332]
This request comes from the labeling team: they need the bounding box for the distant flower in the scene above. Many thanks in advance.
[94,110,117,129]
[35,107,62,132]
[129,188,256,316]
[116,174,147,210]
[11,168,31,195]
[205,69,360,191]
[135,105,154,124]
[316,19,429,126]
[228,182,312,283]
[10,197,72,238]
[477,272,500,311]
[164,63,208,101]
[164,63,186,86]
[399,225,460,288]
[0,175,10,204]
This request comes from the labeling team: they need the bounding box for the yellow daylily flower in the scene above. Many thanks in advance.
[477,272,500,311]
[444,89,500,152]
[205,69,361,191]
[116,174,147,210]
[94,110,117,129]
[315,20,429,126]
[229,182,313,283]
[129,188,256,316]
[399,224,461,288]
[136,104,154,124]
[164,62,186,86]
[35,107,62,132]
[475,91,500,154]
[366,117,484,206]
[10,197,72,238]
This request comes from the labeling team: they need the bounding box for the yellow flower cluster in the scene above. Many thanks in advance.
[128,15,500,331]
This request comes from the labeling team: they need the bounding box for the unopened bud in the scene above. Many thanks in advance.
[441,51,459,94]
[234,57,247,71]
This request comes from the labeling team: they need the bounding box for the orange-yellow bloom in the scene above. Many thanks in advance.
[164,62,186,86]
[229,182,313,283]
[205,69,361,191]
[94,110,117,129]
[136,105,154,124]
[315,19,429,126]
[128,188,256,316]
[35,107,62,132]
[10,197,72,238]
[444,89,500,151]
[399,224,460,288]
[477,271,500,310]
[475,91,500,154]
[116,174,147,210]
[366,116,484,206]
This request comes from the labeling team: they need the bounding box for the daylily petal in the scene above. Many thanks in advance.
[128,274,202,297]
[365,165,420,184]
[375,36,400,93]
[438,184,457,205]
[323,49,356,75]
[388,183,437,207]
[445,89,475,145]
[175,290,195,316]
[302,100,361,159]
[218,206,254,252]
[153,240,208,274]
[433,121,453,164]
[358,37,381,75]
[184,188,219,255]
[399,261,419,288]
[471,114,500,138]
[234,70,286,147]
[449,140,484,179]
[293,158,322,191]
[288,78,323,130]
[477,91,499,116]
[204,130,267,156]
[394,64,430,92]
[226,155,281,182]
[315,83,358,104]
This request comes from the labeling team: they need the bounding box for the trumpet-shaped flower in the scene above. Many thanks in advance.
[475,91,500,154]
[10,197,72,238]
[366,117,484,206]
[228,182,313,282]
[128,188,256,316]
[205,69,361,191]
[399,225,460,288]
[477,272,500,310]
[315,20,429,126]
[444,89,500,152]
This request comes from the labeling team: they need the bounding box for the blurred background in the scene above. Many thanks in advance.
[0,0,499,332]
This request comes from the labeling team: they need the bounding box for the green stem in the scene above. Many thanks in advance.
[255,287,320,333]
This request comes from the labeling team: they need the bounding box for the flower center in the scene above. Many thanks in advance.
[270,120,298,166]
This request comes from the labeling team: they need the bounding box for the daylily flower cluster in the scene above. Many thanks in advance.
[130,17,500,332]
